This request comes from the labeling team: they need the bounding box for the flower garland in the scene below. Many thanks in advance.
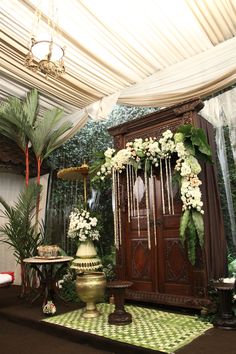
[95,124,212,265]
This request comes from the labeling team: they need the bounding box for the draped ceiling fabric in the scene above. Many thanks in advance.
[1,0,236,137]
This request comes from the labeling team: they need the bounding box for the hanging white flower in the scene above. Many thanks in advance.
[104,148,115,159]
[180,162,192,176]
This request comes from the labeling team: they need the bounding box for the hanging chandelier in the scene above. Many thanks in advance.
[25,1,65,78]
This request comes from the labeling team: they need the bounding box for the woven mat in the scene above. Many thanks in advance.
[43,303,212,353]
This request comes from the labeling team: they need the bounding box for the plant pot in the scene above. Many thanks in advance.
[76,272,106,318]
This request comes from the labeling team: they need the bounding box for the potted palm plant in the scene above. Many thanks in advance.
[0,88,74,296]
[0,183,42,297]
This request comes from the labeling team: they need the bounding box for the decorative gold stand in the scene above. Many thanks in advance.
[57,162,104,317]
[76,272,106,318]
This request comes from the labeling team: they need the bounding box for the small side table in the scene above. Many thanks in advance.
[23,256,73,307]
[213,281,236,330]
[106,280,133,325]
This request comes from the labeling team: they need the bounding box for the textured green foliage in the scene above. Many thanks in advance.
[177,124,212,163]
[176,124,192,137]
[187,215,197,265]
[191,127,212,157]
[180,208,204,265]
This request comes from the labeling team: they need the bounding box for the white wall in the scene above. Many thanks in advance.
[0,173,49,285]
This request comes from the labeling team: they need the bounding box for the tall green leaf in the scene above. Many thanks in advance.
[179,209,190,244]
[192,210,204,247]
[187,216,197,265]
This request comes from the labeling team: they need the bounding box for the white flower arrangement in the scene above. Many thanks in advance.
[95,124,212,264]
[67,208,100,243]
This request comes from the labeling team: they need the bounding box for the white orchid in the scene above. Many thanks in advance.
[67,208,100,243]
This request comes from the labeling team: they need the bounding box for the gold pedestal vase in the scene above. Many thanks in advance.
[76,272,106,318]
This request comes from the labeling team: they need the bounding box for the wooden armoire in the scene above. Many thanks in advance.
[108,99,227,310]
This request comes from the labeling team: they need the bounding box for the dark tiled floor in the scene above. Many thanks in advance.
[1,285,236,354]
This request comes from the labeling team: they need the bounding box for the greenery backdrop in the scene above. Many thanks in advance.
[45,105,157,260]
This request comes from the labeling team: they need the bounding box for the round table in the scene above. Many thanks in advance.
[106,280,133,325]
[23,256,73,307]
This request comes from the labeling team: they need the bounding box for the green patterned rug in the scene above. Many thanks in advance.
[43,303,212,353]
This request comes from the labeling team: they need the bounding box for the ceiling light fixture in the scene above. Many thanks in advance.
[25,1,65,78]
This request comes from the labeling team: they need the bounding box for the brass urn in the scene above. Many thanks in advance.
[76,272,106,318]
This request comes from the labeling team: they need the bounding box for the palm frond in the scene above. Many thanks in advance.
[0,97,29,151]
[43,121,73,158]
[22,89,38,125]
[29,108,64,157]
[0,183,43,261]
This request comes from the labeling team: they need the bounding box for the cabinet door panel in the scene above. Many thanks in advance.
[154,177,193,296]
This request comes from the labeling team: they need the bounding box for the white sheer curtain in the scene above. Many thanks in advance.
[200,90,236,246]
[219,88,236,165]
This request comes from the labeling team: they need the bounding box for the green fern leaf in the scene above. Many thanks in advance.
[192,210,204,247]
[179,209,190,244]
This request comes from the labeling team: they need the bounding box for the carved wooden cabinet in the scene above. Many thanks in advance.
[108,99,227,309]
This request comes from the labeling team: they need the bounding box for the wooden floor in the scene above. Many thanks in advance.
[1,285,236,354]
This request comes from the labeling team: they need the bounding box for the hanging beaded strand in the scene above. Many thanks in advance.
[131,165,136,217]
[151,166,157,246]
[159,158,165,215]
[126,165,131,223]
[144,160,151,249]
[168,157,175,215]
[117,170,122,246]
[135,170,141,237]
[112,168,119,249]
[165,157,171,214]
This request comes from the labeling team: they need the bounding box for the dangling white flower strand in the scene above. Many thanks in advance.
[165,157,171,214]
[112,168,119,249]
[159,158,165,215]
[145,160,151,249]
[150,166,157,246]
[117,170,122,246]
[134,170,141,237]
[126,166,131,223]
[168,157,175,215]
